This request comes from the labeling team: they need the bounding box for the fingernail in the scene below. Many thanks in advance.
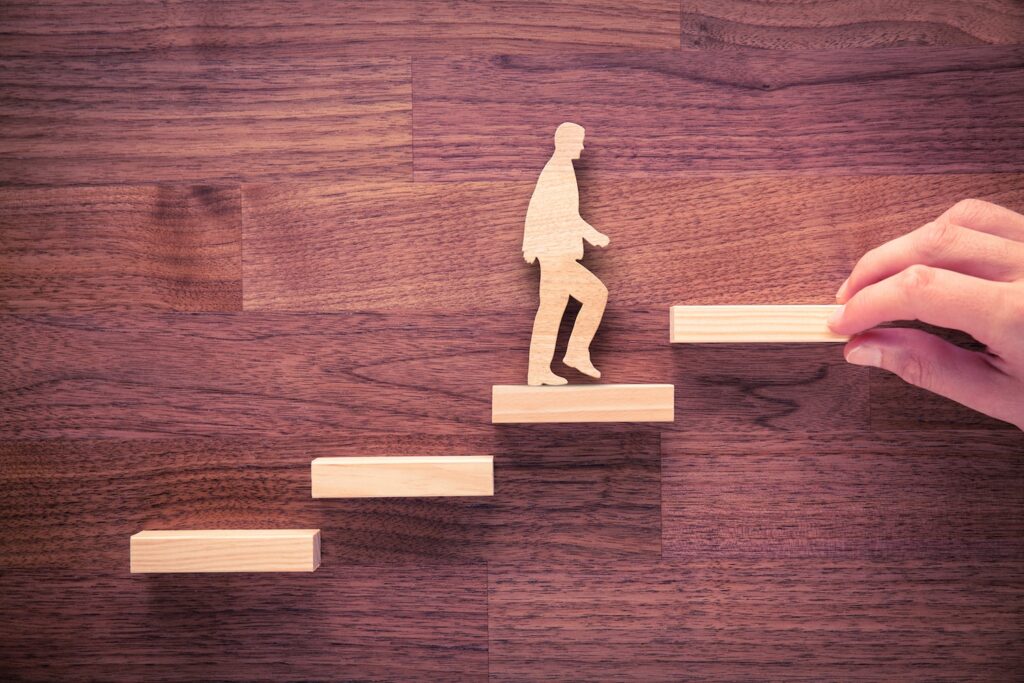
[827,304,844,329]
[835,278,849,302]
[846,344,882,368]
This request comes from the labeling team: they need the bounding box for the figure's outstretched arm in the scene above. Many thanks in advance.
[580,221,610,248]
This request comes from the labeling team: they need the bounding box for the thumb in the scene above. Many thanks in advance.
[844,327,1022,428]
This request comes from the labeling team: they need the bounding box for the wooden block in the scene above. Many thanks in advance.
[311,456,494,498]
[492,384,674,423]
[670,305,849,343]
[130,529,321,573]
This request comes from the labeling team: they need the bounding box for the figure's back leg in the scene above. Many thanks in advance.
[528,271,571,386]
[563,262,608,378]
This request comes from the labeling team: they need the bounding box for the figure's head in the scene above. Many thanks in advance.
[554,122,585,160]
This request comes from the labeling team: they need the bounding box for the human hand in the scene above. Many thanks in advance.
[827,199,1024,430]
[593,232,610,248]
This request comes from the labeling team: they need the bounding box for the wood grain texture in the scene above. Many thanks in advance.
[0,52,409,185]
[3,7,1024,677]
[311,455,494,498]
[681,0,1024,49]
[413,48,1024,179]
[0,1,680,57]
[488,559,1024,681]
[242,175,1024,311]
[130,529,321,573]
[492,384,674,423]
[871,366,1022,430]
[662,432,1024,560]
[670,305,847,343]
[0,433,659,568]
[0,310,869,436]
[0,185,241,311]
[0,565,487,681]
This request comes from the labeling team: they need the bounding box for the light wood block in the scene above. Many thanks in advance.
[670,305,850,343]
[311,456,494,498]
[492,384,674,423]
[130,529,321,573]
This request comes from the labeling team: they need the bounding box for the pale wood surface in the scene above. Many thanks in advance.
[312,455,494,498]
[524,122,610,385]
[130,529,321,573]
[492,384,674,423]
[671,305,849,343]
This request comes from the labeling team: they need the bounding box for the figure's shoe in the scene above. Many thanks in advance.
[528,368,568,386]
[563,351,601,379]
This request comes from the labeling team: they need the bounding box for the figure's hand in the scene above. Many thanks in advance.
[524,251,536,265]
[828,199,1024,430]
[593,232,610,248]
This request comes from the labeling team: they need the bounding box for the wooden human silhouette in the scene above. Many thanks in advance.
[523,122,610,386]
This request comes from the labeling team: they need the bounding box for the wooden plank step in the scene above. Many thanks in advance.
[492,384,674,423]
[130,529,321,573]
[670,305,849,343]
[311,456,494,498]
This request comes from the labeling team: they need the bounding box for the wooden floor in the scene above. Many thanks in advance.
[2,2,1023,680]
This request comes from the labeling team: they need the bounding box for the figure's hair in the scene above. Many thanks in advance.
[554,122,585,148]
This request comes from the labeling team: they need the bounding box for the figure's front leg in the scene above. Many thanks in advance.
[563,263,608,379]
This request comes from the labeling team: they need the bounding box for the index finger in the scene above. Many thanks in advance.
[828,265,1011,349]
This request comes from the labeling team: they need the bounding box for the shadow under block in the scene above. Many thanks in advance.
[670,305,849,343]
[492,384,674,423]
[311,456,494,498]
[130,529,321,573]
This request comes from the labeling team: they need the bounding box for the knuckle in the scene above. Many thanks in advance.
[899,264,935,294]
[948,198,989,225]
[917,220,958,258]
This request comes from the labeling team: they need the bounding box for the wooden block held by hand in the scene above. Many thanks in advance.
[130,529,321,573]
[670,305,849,343]
[492,384,674,423]
[311,456,494,498]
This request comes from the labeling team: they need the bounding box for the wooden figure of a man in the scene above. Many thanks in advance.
[523,122,610,386]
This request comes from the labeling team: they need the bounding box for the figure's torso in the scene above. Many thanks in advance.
[523,158,584,262]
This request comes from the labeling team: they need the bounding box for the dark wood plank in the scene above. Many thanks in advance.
[0,185,241,311]
[681,0,1024,49]
[662,432,1024,561]
[0,311,870,437]
[870,368,1020,430]
[242,175,1024,310]
[412,47,1024,179]
[0,565,487,682]
[0,433,659,568]
[0,52,409,185]
[489,559,1024,681]
[670,343,869,431]
[0,1,679,57]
